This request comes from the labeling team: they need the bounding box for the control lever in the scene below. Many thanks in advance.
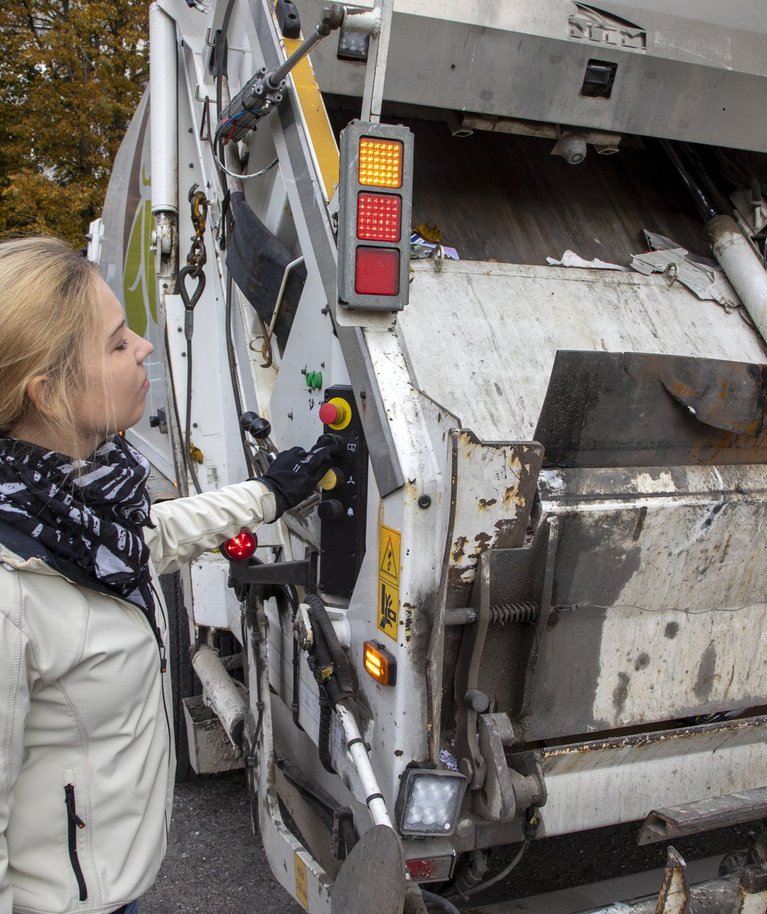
[239,411,276,475]
[240,411,272,440]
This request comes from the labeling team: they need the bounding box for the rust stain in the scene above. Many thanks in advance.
[669,380,696,399]
[473,531,492,553]
[478,497,498,509]
[543,715,765,759]
[451,535,468,564]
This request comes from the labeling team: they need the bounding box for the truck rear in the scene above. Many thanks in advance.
[90,2,767,911]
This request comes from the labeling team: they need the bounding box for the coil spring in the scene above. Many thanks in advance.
[489,601,539,624]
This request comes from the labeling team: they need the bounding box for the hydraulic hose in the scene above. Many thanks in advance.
[305,593,355,702]
[421,889,462,914]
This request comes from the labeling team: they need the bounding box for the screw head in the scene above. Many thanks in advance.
[417,495,431,509]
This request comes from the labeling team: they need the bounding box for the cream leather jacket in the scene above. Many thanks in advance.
[0,480,276,914]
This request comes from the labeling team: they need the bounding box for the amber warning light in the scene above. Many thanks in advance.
[363,640,397,686]
[337,121,414,312]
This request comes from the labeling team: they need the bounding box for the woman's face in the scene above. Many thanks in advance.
[72,278,154,451]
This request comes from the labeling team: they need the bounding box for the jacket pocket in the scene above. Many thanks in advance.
[64,782,88,901]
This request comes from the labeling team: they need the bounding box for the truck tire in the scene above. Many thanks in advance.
[160,572,199,781]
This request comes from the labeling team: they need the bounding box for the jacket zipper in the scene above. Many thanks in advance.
[64,783,88,901]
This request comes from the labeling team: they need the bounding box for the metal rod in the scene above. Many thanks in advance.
[266,4,345,89]
[361,0,394,122]
[335,702,394,829]
[268,256,305,336]
[149,4,179,215]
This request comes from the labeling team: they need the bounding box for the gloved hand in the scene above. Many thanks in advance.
[260,434,343,517]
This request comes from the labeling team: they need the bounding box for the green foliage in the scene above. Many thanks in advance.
[0,1,149,247]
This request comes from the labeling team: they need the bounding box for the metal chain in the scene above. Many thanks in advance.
[177,185,209,334]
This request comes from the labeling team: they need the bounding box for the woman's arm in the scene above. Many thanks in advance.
[145,436,341,575]
[145,480,277,576]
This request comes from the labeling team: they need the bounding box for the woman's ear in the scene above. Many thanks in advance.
[25,374,54,416]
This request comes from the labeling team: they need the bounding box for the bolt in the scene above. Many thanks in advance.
[418,495,431,509]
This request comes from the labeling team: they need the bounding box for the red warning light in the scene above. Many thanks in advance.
[222,529,257,561]
[355,247,400,296]
[357,192,401,242]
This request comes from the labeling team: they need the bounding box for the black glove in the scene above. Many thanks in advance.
[260,434,342,517]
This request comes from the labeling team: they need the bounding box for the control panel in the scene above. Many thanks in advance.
[318,385,368,598]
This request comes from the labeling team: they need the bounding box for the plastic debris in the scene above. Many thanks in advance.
[631,231,740,311]
[438,748,459,771]
[411,232,460,261]
[546,250,627,270]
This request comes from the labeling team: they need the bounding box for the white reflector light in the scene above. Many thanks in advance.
[396,768,467,837]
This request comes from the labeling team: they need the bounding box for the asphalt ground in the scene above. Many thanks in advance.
[141,771,756,914]
[141,771,302,914]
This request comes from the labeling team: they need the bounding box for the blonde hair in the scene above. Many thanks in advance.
[0,236,101,436]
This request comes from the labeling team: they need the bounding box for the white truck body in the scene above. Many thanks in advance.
[91,2,767,911]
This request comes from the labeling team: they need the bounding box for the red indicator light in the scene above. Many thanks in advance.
[355,247,400,296]
[222,529,257,561]
[404,856,455,882]
[405,859,435,881]
[357,193,401,242]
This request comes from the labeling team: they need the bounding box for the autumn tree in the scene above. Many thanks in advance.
[0,1,149,247]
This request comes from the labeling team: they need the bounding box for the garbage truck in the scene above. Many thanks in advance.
[89,1,767,911]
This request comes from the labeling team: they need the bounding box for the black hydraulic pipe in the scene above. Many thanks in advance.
[659,139,718,222]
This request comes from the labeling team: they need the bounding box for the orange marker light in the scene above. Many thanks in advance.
[363,640,397,686]
[358,137,403,188]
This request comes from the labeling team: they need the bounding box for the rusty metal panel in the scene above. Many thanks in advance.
[515,464,767,740]
[446,430,543,593]
[535,351,767,468]
[531,716,767,836]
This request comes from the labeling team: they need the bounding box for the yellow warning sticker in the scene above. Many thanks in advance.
[294,853,309,909]
[378,525,401,640]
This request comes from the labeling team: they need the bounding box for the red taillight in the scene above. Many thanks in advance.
[405,856,455,883]
[357,192,401,242]
[222,530,257,561]
[355,247,400,296]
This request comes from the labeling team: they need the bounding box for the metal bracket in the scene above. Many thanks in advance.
[472,712,547,822]
[638,786,767,845]
[228,549,317,590]
[656,847,690,914]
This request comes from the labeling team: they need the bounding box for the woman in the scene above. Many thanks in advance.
[0,236,336,914]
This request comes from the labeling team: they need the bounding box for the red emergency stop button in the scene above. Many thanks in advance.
[319,397,352,430]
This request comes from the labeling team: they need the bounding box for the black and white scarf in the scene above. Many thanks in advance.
[0,434,155,613]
